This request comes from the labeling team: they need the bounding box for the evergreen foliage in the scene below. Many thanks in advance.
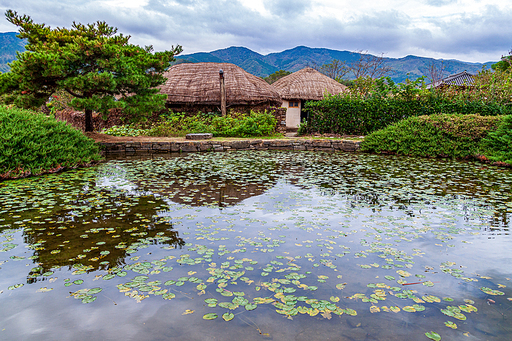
[0,10,182,131]
[264,70,291,84]
[0,105,102,179]
[481,115,512,165]
[360,114,502,159]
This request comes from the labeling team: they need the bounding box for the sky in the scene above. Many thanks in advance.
[1,0,511,63]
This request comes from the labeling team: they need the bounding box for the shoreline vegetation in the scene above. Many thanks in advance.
[0,105,102,180]
[361,113,512,167]
[1,14,511,180]
[1,104,511,181]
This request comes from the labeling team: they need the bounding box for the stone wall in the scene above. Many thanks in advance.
[99,138,361,154]
[272,107,287,134]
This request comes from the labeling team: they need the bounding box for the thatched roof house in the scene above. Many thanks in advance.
[159,62,282,113]
[272,67,347,129]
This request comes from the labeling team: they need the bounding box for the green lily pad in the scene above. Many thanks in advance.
[480,287,505,295]
[444,321,457,329]
[222,312,234,321]
[205,298,218,305]
[425,331,441,341]
[203,313,218,320]
[88,287,102,294]
[82,295,97,304]
[245,303,257,311]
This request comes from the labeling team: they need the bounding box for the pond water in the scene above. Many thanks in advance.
[0,151,511,341]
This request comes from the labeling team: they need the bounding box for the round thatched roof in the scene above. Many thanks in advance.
[272,67,348,101]
[159,62,282,106]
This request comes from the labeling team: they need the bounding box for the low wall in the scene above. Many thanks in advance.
[99,139,362,154]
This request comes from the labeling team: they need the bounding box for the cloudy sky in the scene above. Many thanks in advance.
[1,0,511,62]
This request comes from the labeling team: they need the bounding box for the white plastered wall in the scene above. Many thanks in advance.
[283,100,301,129]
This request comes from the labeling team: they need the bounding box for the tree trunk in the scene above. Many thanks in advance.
[85,108,94,132]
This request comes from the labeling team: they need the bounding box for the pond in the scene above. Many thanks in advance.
[0,151,511,341]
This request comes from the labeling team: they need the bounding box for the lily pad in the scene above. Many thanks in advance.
[222,312,234,321]
[203,313,218,320]
[425,331,441,341]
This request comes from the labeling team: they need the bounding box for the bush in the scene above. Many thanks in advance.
[101,125,148,137]
[145,111,277,137]
[301,76,512,136]
[0,105,102,179]
[361,114,502,158]
[481,115,512,165]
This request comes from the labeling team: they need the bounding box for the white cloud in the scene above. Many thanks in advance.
[0,0,510,62]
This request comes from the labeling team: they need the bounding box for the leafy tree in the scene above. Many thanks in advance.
[264,70,291,84]
[491,50,511,72]
[0,10,182,131]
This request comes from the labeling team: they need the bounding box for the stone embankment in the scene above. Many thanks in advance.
[99,139,362,154]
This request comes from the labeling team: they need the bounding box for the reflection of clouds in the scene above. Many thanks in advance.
[96,164,138,193]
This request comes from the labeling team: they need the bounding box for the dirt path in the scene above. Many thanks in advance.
[85,132,363,144]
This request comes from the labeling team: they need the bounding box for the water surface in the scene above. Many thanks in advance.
[1,151,511,340]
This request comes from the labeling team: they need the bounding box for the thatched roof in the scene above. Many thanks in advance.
[272,67,347,101]
[159,62,282,106]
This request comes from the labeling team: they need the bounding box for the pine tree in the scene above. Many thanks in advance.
[0,10,181,131]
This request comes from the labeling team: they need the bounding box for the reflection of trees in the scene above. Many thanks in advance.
[131,157,284,207]
[22,195,184,283]
[147,176,274,207]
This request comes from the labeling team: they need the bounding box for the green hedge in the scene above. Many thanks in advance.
[360,114,503,159]
[300,76,512,136]
[481,115,512,165]
[0,105,102,179]
[302,94,512,136]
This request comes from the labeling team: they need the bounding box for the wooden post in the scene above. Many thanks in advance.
[219,69,226,116]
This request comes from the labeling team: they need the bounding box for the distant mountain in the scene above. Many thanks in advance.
[0,35,497,83]
[0,32,26,73]
[177,46,497,83]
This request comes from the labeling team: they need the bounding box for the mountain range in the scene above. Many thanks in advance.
[177,46,497,83]
[0,32,26,73]
[0,32,497,83]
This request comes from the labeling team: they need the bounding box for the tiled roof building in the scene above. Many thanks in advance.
[427,71,475,89]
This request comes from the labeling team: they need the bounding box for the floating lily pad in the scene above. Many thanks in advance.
[444,321,457,329]
[480,287,505,295]
[81,295,97,304]
[88,287,102,294]
[203,313,218,320]
[425,331,441,341]
[222,312,234,321]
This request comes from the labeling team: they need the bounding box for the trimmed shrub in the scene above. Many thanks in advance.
[0,105,102,179]
[361,114,502,158]
[481,115,512,165]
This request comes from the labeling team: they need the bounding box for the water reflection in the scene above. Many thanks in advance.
[23,195,184,282]
[0,151,511,341]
